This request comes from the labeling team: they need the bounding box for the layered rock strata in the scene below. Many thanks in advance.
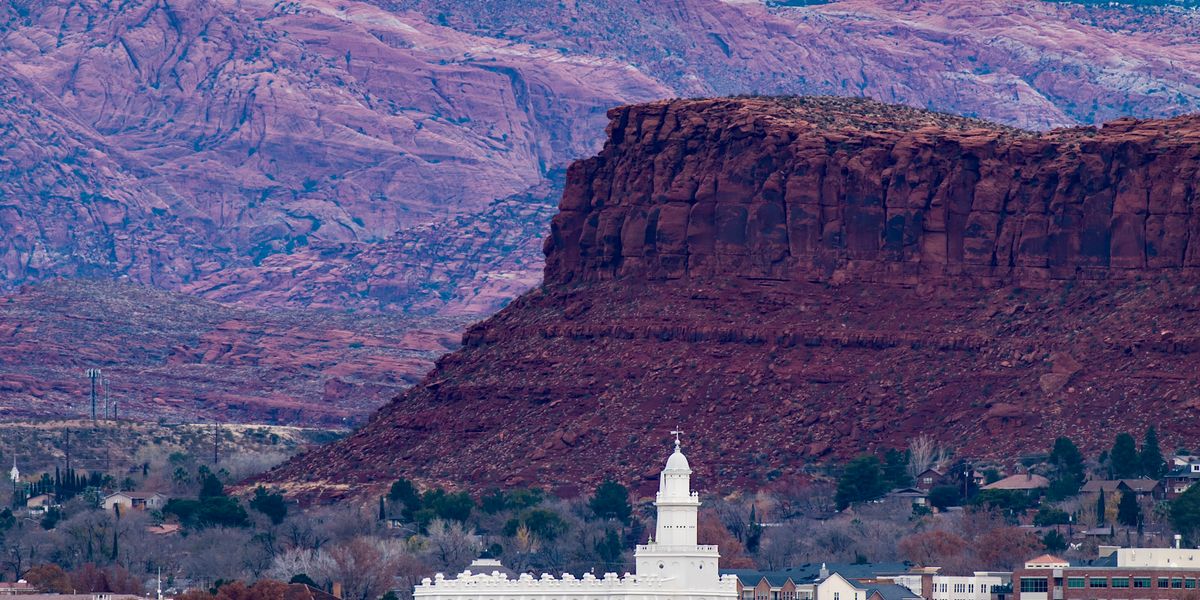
[547,97,1200,287]
[263,98,1200,499]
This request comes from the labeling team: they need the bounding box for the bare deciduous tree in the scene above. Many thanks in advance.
[908,435,949,480]
[423,520,479,573]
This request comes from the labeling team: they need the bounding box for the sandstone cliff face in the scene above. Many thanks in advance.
[264,98,1200,499]
[7,0,1200,425]
[547,98,1200,288]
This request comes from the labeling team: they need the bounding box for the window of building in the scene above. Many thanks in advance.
[969,584,975,593]
[1067,578,1086,589]
[835,592,840,600]
[1089,578,1108,588]
[1133,578,1151,589]
[1187,579,1197,590]
[956,584,966,593]
[1111,578,1130,588]
[1172,578,1184,589]
[1020,578,1048,593]
[1158,578,1169,588]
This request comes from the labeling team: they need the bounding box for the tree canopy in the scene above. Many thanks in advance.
[1111,433,1141,479]
[1047,437,1085,500]
[589,481,632,522]
[1117,491,1142,527]
[249,486,288,525]
[1141,427,1166,479]
[836,455,889,509]
[1171,484,1200,544]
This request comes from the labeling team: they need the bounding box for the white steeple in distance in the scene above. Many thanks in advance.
[413,431,738,600]
[634,432,722,592]
[9,456,18,483]
[656,431,699,546]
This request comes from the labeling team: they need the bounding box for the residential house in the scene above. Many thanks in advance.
[864,584,924,600]
[817,572,921,600]
[982,474,1049,492]
[102,491,168,512]
[1170,455,1200,470]
[1014,548,1200,600]
[1165,467,1200,500]
[888,488,929,508]
[728,571,803,600]
[1080,479,1165,502]
[25,493,56,513]
[727,564,914,600]
[916,470,944,492]
[818,573,873,600]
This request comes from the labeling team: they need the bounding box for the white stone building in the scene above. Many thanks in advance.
[414,437,738,600]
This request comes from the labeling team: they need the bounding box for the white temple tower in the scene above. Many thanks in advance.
[414,432,736,600]
[634,434,722,591]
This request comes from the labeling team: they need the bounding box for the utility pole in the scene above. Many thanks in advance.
[63,430,71,471]
[963,462,970,501]
[85,368,102,421]
[212,421,220,464]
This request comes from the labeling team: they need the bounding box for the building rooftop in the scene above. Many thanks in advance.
[983,474,1049,491]
[106,491,166,499]
[1081,479,1162,493]
[722,563,913,587]
[863,583,922,600]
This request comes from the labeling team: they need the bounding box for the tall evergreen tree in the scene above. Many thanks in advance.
[882,449,912,488]
[1097,489,1107,526]
[1111,433,1141,479]
[1048,437,1086,500]
[835,455,888,509]
[747,505,763,552]
[1118,492,1142,527]
[589,481,632,522]
[1141,427,1166,479]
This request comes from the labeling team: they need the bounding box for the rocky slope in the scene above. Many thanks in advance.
[0,0,663,295]
[264,98,1200,499]
[5,0,1200,423]
[0,280,458,425]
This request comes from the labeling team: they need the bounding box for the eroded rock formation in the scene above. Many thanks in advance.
[263,98,1200,499]
[548,98,1200,287]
